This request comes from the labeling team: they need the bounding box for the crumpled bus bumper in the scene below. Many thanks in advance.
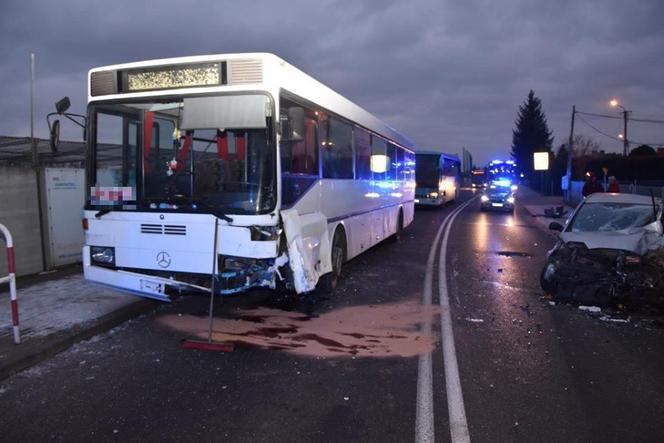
[83,246,209,302]
[83,246,284,301]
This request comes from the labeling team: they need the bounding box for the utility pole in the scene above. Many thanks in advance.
[30,53,37,166]
[565,105,575,203]
[610,99,630,156]
[622,109,629,156]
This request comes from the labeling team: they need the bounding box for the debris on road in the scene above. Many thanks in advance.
[464,318,485,323]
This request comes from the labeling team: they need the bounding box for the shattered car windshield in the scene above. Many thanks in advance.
[568,202,660,232]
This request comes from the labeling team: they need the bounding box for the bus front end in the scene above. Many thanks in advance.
[83,57,284,301]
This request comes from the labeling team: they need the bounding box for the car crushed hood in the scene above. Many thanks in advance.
[560,228,664,256]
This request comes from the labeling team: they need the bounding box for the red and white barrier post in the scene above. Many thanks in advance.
[0,223,19,344]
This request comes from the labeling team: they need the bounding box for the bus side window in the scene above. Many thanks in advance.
[386,143,397,182]
[395,147,404,182]
[291,118,317,174]
[323,117,353,179]
[279,98,318,176]
[354,127,371,180]
[370,135,387,181]
[280,96,320,207]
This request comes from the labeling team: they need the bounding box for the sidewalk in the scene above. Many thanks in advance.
[0,266,156,380]
[517,186,576,236]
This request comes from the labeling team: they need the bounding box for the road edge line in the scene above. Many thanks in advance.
[438,198,474,443]
[415,204,454,443]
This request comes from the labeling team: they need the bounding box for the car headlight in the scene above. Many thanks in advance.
[91,246,115,265]
[480,195,489,202]
[511,184,518,191]
[507,196,515,204]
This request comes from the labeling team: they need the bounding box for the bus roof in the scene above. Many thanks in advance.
[88,52,414,150]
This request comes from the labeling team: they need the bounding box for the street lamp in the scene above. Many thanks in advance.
[610,99,630,156]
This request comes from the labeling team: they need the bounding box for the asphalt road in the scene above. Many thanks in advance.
[1,189,663,442]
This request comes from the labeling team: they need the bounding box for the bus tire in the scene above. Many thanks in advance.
[318,227,346,294]
[390,209,404,243]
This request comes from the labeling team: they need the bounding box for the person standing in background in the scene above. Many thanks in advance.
[607,176,620,193]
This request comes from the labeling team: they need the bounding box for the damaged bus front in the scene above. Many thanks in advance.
[82,54,415,301]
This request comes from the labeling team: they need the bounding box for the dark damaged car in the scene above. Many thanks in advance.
[541,192,664,306]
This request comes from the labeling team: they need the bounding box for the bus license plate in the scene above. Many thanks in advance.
[140,279,164,294]
[491,203,504,207]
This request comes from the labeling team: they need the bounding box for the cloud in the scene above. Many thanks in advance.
[2,0,663,162]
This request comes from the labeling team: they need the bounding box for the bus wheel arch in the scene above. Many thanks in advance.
[318,224,347,293]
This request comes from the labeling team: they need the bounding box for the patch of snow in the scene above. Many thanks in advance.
[599,316,630,323]
[578,305,602,313]
[465,318,485,323]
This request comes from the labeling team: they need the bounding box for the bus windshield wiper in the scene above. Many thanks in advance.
[182,198,234,223]
[95,209,112,219]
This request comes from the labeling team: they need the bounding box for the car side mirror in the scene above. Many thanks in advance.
[549,222,564,232]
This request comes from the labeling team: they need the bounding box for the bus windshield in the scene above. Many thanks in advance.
[415,154,440,188]
[88,100,276,215]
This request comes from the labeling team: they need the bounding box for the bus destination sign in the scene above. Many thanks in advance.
[126,63,221,91]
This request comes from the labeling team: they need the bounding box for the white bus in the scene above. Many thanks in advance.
[414,151,460,206]
[79,53,416,301]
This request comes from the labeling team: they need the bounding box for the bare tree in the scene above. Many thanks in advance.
[572,134,601,156]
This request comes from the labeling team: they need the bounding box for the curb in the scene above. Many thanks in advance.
[0,299,157,381]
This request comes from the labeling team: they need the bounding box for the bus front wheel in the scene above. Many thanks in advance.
[318,228,346,294]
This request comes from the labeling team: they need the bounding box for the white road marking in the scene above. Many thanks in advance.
[416,198,475,443]
[438,199,473,442]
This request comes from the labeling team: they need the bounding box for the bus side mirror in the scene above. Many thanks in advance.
[287,107,304,141]
[49,119,60,153]
[55,96,71,114]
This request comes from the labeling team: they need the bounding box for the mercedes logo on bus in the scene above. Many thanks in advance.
[156,251,171,268]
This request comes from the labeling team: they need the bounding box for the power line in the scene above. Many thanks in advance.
[576,111,621,120]
[576,110,664,125]
[577,115,664,146]
[576,114,622,142]
[629,117,664,125]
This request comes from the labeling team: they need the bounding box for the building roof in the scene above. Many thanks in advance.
[0,136,85,167]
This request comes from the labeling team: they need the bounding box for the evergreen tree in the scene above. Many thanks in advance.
[511,90,554,178]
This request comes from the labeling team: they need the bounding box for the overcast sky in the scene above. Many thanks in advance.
[2,0,663,165]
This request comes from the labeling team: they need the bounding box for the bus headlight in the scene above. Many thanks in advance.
[91,246,115,266]
[480,195,489,203]
[249,225,281,241]
[428,192,439,198]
